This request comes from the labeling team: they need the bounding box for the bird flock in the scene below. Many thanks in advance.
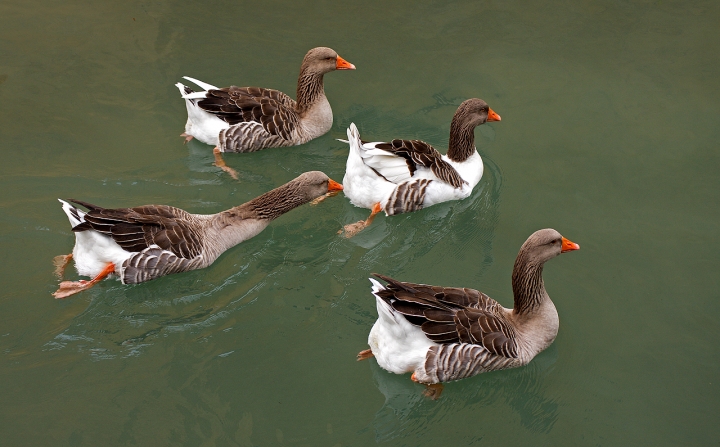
[53,47,579,399]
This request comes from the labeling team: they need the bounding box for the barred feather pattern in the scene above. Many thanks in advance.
[122,246,206,284]
[384,179,433,215]
[416,343,522,383]
[218,122,295,153]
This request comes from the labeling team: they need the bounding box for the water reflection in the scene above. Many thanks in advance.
[367,344,559,443]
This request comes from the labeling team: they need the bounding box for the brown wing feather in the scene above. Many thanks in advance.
[69,200,204,260]
[374,139,466,188]
[197,87,299,140]
[372,273,519,358]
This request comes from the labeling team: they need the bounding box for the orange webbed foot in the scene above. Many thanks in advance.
[357,349,374,361]
[180,132,194,144]
[53,280,93,299]
[52,262,115,299]
[212,147,239,180]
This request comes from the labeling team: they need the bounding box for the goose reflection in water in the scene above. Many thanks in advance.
[366,343,559,443]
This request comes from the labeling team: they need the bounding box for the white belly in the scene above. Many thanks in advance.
[72,230,132,279]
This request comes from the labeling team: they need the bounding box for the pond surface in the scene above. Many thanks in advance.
[1,0,719,445]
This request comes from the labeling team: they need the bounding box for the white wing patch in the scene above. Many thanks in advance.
[360,144,414,184]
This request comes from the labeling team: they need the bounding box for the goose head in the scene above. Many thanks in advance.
[519,228,580,265]
[454,98,502,128]
[301,47,356,75]
[290,170,344,202]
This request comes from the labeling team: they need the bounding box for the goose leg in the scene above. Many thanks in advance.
[340,203,382,238]
[357,349,374,361]
[212,147,239,180]
[180,132,194,144]
[213,147,238,180]
[53,262,115,299]
[411,372,444,400]
[52,253,73,279]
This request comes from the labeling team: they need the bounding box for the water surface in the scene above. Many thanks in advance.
[1,0,719,445]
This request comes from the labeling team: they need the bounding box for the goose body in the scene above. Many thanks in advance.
[340,99,500,236]
[359,229,579,396]
[53,172,343,298]
[176,47,355,153]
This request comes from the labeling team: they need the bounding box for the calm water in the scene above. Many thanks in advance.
[1,0,719,445]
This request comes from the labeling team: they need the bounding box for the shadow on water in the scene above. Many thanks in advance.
[365,343,559,444]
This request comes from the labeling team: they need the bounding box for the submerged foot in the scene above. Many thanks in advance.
[338,220,371,238]
[411,372,444,400]
[357,349,374,361]
[422,383,445,400]
[52,253,73,279]
[180,132,194,144]
[339,203,382,238]
[212,147,239,180]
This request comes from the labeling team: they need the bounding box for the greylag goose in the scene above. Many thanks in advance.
[177,47,355,178]
[357,229,579,399]
[52,171,343,298]
[339,99,500,237]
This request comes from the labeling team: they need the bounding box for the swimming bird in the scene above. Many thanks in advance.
[357,229,579,399]
[176,47,355,178]
[339,98,500,237]
[52,171,343,298]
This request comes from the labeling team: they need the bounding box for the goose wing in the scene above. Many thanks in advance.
[197,86,299,140]
[373,273,519,358]
[68,199,204,260]
[361,139,465,188]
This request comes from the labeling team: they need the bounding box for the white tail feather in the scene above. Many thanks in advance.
[182,76,219,91]
[370,278,399,324]
[58,199,85,229]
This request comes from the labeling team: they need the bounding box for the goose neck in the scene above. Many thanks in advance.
[296,70,326,115]
[447,119,477,163]
[511,255,547,316]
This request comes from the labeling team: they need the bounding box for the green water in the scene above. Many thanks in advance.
[1,0,719,445]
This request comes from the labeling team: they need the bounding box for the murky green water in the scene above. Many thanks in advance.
[1,0,719,445]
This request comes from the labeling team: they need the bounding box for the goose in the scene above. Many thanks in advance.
[357,229,580,399]
[52,171,343,299]
[339,99,501,237]
[176,47,355,178]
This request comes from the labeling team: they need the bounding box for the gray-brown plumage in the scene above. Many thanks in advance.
[177,47,355,153]
[54,172,343,296]
[361,229,580,394]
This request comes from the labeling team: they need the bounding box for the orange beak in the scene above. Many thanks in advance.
[336,55,356,70]
[328,179,344,192]
[561,237,580,253]
[487,108,501,122]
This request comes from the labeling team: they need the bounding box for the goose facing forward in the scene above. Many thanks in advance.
[177,47,355,177]
[340,98,500,237]
[52,172,343,299]
[357,229,579,399]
